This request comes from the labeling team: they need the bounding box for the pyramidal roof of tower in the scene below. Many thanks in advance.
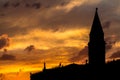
[90,8,104,35]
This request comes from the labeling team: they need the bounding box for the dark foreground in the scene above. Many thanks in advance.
[31,60,120,80]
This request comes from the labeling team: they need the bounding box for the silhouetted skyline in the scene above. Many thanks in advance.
[30,8,120,80]
[0,1,120,79]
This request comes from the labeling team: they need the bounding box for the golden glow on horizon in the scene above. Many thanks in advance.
[8,28,89,50]
[0,62,72,74]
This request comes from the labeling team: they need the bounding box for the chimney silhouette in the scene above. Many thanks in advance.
[43,62,46,71]
[88,8,106,66]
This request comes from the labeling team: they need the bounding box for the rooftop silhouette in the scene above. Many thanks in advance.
[30,8,120,80]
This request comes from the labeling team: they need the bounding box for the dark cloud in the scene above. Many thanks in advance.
[103,21,111,29]
[35,0,120,30]
[24,45,35,52]
[3,1,9,8]
[105,35,117,51]
[0,24,29,36]
[0,0,120,36]
[0,34,10,49]
[25,3,30,8]
[35,0,69,8]
[32,2,41,9]
[0,0,67,8]
[69,46,88,62]
[60,1,69,6]
[12,2,20,8]
[0,13,5,16]
[0,54,16,60]
[110,50,120,58]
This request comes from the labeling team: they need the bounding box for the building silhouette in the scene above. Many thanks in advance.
[88,8,106,66]
[43,62,46,71]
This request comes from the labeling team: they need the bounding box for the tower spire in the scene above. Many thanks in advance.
[96,8,98,11]
[88,8,105,66]
[90,8,104,40]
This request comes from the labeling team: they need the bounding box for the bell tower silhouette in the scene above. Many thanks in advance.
[88,8,106,66]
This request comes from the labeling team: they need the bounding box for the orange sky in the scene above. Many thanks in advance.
[0,0,120,75]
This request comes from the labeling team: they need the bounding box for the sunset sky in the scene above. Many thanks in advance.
[0,0,120,74]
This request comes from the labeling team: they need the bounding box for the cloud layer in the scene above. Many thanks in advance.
[0,34,10,49]
[0,0,120,73]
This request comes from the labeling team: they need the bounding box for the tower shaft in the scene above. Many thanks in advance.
[88,8,106,66]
